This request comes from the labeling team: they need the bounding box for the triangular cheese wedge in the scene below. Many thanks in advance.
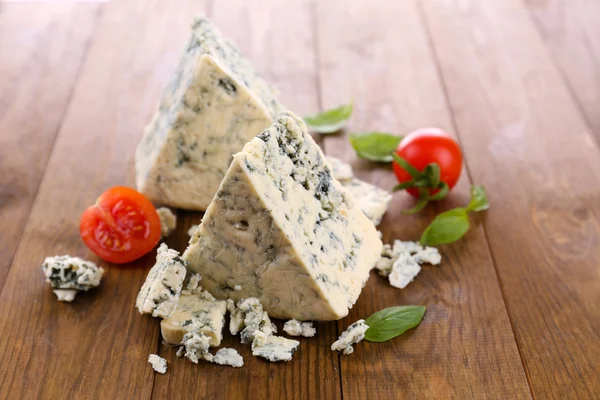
[183,112,382,321]
[135,17,282,210]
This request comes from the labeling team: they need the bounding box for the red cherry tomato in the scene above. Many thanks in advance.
[393,128,463,198]
[80,186,161,264]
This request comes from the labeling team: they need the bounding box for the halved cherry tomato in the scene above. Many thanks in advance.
[80,186,161,264]
[393,128,463,198]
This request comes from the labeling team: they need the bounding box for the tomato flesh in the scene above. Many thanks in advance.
[393,128,463,198]
[80,186,161,264]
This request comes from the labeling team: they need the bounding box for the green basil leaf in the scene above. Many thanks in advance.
[466,185,489,212]
[349,132,402,162]
[392,153,420,178]
[364,305,426,343]
[420,208,470,246]
[304,102,353,134]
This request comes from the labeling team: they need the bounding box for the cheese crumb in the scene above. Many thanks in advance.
[331,320,369,355]
[157,207,177,238]
[388,252,421,289]
[283,319,316,337]
[187,224,199,237]
[148,354,167,374]
[213,348,244,368]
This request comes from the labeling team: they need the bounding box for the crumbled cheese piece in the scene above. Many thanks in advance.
[157,207,177,238]
[148,354,167,374]
[283,319,316,337]
[237,298,276,343]
[331,319,369,355]
[187,224,199,237]
[251,333,300,362]
[213,348,244,368]
[177,332,213,364]
[392,240,423,255]
[374,244,395,277]
[161,291,226,346]
[412,247,441,265]
[388,252,421,289]
[327,156,353,181]
[181,273,202,295]
[341,178,392,226]
[135,244,187,318]
[53,289,77,302]
[41,255,104,302]
[234,285,242,291]
[227,299,245,335]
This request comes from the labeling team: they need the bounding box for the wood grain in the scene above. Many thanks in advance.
[420,0,600,398]
[0,2,99,288]
[0,0,208,398]
[526,0,600,140]
[151,1,342,399]
[315,0,532,398]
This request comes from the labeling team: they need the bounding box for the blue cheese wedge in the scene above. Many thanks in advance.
[283,319,316,337]
[160,290,226,346]
[331,319,369,355]
[226,298,276,342]
[148,354,167,374]
[213,348,244,368]
[157,207,177,238]
[136,244,187,318]
[41,255,104,302]
[183,112,383,321]
[177,332,214,364]
[251,331,300,362]
[135,16,283,211]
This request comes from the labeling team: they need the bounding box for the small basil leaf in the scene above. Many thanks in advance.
[420,208,470,246]
[349,132,402,162]
[466,185,489,212]
[392,153,421,178]
[364,305,426,343]
[428,182,450,201]
[304,102,353,134]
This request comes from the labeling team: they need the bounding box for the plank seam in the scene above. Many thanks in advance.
[0,1,104,298]
[522,0,600,150]
[310,2,343,398]
[414,1,536,399]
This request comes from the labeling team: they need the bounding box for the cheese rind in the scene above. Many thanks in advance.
[160,291,226,346]
[183,112,382,321]
[135,244,187,318]
[135,17,282,211]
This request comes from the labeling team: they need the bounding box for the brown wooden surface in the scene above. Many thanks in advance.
[0,0,599,399]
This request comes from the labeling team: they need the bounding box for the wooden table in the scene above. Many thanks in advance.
[1,0,599,399]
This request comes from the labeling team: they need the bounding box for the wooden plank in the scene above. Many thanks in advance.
[0,1,207,398]
[0,2,99,288]
[526,0,600,140]
[316,0,532,398]
[151,1,341,399]
[420,0,600,398]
